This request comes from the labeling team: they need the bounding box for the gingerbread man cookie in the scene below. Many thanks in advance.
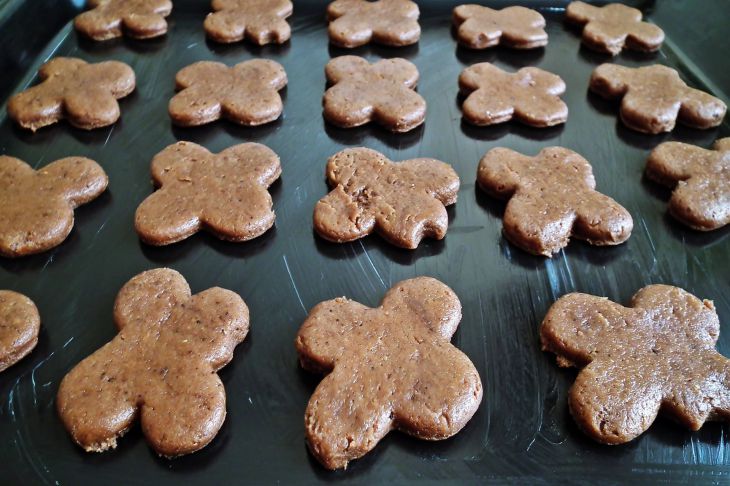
[169,59,287,127]
[453,5,548,49]
[646,138,730,231]
[590,64,727,134]
[296,277,483,470]
[74,0,173,41]
[459,63,567,127]
[135,141,282,245]
[0,291,40,372]
[566,1,664,55]
[8,57,135,131]
[314,147,459,249]
[477,147,632,256]
[204,0,293,45]
[323,56,426,133]
[0,156,108,258]
[327,0,420,48]
[542,285,730,444]
[57,268,249,456]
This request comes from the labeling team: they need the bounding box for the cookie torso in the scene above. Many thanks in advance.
[0,291,40,372]
[327,0,420,48]
[135,141,282,245]
[314,147,460,249]
[296,277,482,469]
[205,0,293,45]
[453,5,547,49]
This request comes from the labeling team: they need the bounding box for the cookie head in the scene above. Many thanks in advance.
[205,0,293,45]
[453,5,547,49]
[541,285,729,443]
[646,138,730,231]
[323,56,426,133]
[565,1,664,55]
[314,147,460,249]
[0,291,41,372]
[296,277,482,469]
[75,0,173,40]
[459,62,567,127]
[169,59,287,127]
[135,141,282,245]
[57,268,249,456]
[7,57,136,132]
[590,64,726,134]
[477,147,632,256]
[0,156,108,258]
[327,0,420,48]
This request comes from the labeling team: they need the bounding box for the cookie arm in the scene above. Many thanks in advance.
[677,87,727,130]
[39,157,108,207]
[564,1,599,25]
[400,158,460,206]
[324,56,371,84]
[314,186,377,243]
[134,189,203,245]
[573,190,633,246]
[218,143,282,187]
[646,142,711,186]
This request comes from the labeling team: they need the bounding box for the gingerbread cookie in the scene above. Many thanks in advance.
[8,57,135,131]
[0,156,108,258]
[169,59,287,127]
[75,0,173,41]
[0,291,40,373]
[296,277,482,470]
[314,147,459,249]
[541,285,730,444]
[327,0,420,48]
[646,138,730,231]
[459,63,567,127]
[135,141,281,245]
[565,1,664,55]
[590,64,727,134]
[453,5,547,49]
[477,147,632,256]
[57,268,249,456]
[205,0,293,44]
[323,56,426,133]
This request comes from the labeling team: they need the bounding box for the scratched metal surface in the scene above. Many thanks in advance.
[1,0,729,484]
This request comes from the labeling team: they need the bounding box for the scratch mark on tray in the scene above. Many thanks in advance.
[358,240,386,289]
[40,254,54,273]
[30,350,56,408]
[283,254,306,314]
[186,42,198,49]
[102,124,115,148]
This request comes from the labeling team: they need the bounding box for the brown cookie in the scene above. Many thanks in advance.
[205,0,293,45]
[135,141,281,245]
[0,291,40,372]
[589,64,727,134]
[0,156,108,258]
[477,147,632,256]
[327,0,420,48]
[646,138,730,231]
[8,57,135,132]
[57,268,249,456]
[314,147,459,249]
[541,285,729,444]
[323,56,426,133]
[169,59,287,127]
[459,62,567,127]
[565,1,664,55]
[74,0,173,41]
[296,277,483,470]
[453,5,547,49]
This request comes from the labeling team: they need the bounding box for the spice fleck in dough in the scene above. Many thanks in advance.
[646,138,730,231]
[590,64,726,134]
[327,0,420,48]
[566,1,664,55]
[0,156,108,258]
[453,4,547,49]
[459,62,567,127]
[205,0,293,45]
[323,56,426,133]
[541,285,730,444]
[0,291,40,372]
[314,147,459,249]
[57,268,249,457]
[8,57,135,132]
[477,146,632,256]
[74,0,172,41]
[135,141,282,245]
[296,277,483,470]
[169,59,287,127]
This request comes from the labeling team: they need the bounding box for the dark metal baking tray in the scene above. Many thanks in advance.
[1,0,729,484]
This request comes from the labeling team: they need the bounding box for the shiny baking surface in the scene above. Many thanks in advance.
[0,0,728,483]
